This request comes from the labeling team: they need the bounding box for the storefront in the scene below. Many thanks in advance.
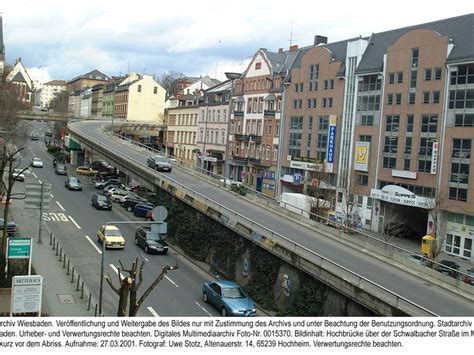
[445,213,474,260]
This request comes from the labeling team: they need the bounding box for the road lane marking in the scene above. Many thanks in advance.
[84,235,102,254]
[32,172,38,178]
[165,275,178,287]
[69,216,81,229]
[110,264,125,280]
[147,307,159,317]
[38,180,42,184]
[50,194,54,198]
[195,302,213,316]
[55,201,66,211]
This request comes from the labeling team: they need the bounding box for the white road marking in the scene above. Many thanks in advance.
[50,194,54,198]
[110,264,125,280]
[144,257,149,262]
[32,172,38,178]
[68,216,81,229]
[38,180,42,184]
[165,275,178,287]
[84,235,102,254]
[195,302,213,316]
[55,201,66,211]
[147,307,160,317]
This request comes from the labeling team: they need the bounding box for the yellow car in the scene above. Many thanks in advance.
[97,225,125,249]
[76,166,98,176]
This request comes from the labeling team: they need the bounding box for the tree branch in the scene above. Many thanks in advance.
[134,265,178,312]
[105,273,119,294]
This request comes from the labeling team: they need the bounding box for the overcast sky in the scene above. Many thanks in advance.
[1,0,472,83]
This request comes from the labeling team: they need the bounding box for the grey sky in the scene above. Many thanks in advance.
[1,0,471,83]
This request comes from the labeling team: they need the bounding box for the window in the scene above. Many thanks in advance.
[389,73,395,84]
[452,139,471,159]
[307,98,317,108]
[448,89,474,109]
[407,115,414,132]
[356,174,368,186]
[454,114,474,127]
[434,67,442,80]
[385,115,399,132]
[387,94,393,105]
[433,91,440,104]
[359,135,371,143]
[423,92,430,104]
[397,72,403,83]
[383,157,396,169]
[137,85,142,92]
[405,137,412,154]
[449,187,468,201]
[421,115,438,133]
[153,87,158,94]
[396,93,401,105]
[418,159,431,173]
[255,62,261,70]
[404,159,411,170]
[361,115,374,126]
[288,116,303,158]
[450,64,474,85]
[409,92,416,104]
[410,70,417,89]
[411,48,419,68]
[425,68,432,81]
[450,163,469,184]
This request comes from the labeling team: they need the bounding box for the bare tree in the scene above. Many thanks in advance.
[306,170,334,223]
[105,257,178,316]
[338,176,359,231]
[49,90,69,113]
[157,71,186,99]
[427,193,447,261]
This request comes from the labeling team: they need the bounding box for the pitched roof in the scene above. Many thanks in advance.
[69,69,110,83]
[45,80,67,86]
[356,13,474,74]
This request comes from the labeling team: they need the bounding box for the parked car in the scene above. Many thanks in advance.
[75,166,98,176]
[462,268,474,286]
[436,260,460,278]
[91,192,112,210]
[122,196,148,212]
[116,192,141,204]
[30,133,39,140]
[12,169,25,182]
[109,188,129,203]
[55,164,67,175]
[31,157,43,168]
[89,161,113,173]
[97,225,125,249]
[134,226,168,254]
[95,179,123,190]
[147,155,172,172]
[65,176,82,191]
[133,203,154,217]
[383,222,419,239]
[202,280,256,317]
[0,218,16,234]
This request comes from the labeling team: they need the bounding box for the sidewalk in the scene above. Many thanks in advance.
[1,198,95,316]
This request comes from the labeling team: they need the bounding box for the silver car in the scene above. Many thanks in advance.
[147,155,172,172]
[31,157,43,168]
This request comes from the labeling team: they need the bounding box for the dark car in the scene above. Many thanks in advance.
[133,203,154,217]
[202,280,256,317]
[134,226,168,254]
[462,268,474,286]
[384,222,419,239]
[122,196,148,212]
[91,192,112,210]
[0,218,16,234]
[90,161,113,173]
[95,179,123,190]
[436,260,460,278]
[65,176,82,191]
[55,164,67,175]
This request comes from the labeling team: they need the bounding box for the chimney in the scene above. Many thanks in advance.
[289,44,298,52]
[314,35,328,46]
[278,48,283,53]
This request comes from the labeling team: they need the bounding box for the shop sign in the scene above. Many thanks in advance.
[290,160,324,171]
[325,115,337,173]
[370,185,434,209]
[431,142,439,175]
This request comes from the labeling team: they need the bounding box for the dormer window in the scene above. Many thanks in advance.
[255,62,262,70]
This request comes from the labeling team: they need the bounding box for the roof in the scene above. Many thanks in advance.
[204,78,233,93]
[356,13,474,74]
[68,69,110,83]
[262,49,299,75]
[45,80,67,86]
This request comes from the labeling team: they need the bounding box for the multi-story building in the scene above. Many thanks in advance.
[228,48,296,197]
[196,79,232,175]
[91,84,104,118]
[165,94,200,163]
[80,88,92,117]
[35,80,67,109]
[68,89,82,117]
[114,73,166,122]
[6,58,33,108]
[67,69,109,92]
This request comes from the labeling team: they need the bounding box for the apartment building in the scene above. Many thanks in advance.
[80,88,92,118]
[228,48,295,197]
[35,80,67,108]
[91,84,104,118]
[67,69,109,92]
[196,79,232,175]
[114,73,166,122]
[165,94,200,163]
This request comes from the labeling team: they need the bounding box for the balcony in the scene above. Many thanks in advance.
[232,155,248,163]
[264,110,276,117]
[249,135,262,143]
[233,111,244,117]
[235,134,250,141]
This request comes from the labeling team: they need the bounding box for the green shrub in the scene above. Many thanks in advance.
[230,184,247,196]
[278,274,326,316]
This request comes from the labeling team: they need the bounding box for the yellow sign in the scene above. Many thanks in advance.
[354,142,370,171]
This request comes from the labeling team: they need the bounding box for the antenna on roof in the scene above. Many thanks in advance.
[288,20,294,46]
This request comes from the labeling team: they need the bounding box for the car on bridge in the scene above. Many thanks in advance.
[133,203,154,217]
[76,166,98,176]
[134,226,168,254]
[147,155,172,172]
[202,280,256,317]
[65,177,82,191]
[97,225,125,249]
[31,157,43,168]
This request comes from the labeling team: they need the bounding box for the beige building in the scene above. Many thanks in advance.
[36,80,67,108]
[115,73,166,123]
[166,94,200,163]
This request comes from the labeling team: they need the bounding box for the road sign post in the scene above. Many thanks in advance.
[25,182,51,244]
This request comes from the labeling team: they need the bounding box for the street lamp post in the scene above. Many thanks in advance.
[223,72,241,187]
[98,219,171,316]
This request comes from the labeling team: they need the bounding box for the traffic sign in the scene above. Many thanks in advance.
[7,237,32,259]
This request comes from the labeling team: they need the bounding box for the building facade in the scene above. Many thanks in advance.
[91,84,104,118]
[67,69,109,92]
[80,88,92,118]
[36,80,67,108]
[6,58,33,108]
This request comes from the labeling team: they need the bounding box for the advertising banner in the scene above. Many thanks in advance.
[354,142,370,171]
[325,115,337,173]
